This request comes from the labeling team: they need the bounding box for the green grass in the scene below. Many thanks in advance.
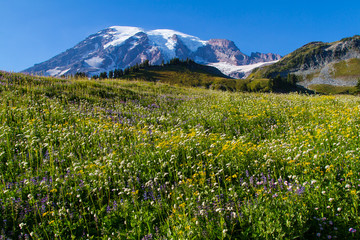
[331,58,360,78]
[308,84,357,94]
[0,71,360,239]
[246,78,270,92]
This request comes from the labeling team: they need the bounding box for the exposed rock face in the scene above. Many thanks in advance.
[249,52,281,63]
[22,26,281,78]
[193,39,249,65]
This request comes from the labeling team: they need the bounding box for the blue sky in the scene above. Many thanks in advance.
[1,0,360,72]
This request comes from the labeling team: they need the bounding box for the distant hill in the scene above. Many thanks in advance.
[85,59,313,93]
[21,26,281,79]
[88,58,250,91]
[249,35,360,89]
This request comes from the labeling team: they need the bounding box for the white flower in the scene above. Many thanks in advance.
[19,223,26,229]
[215,208,223,213]
[329,198,334,202]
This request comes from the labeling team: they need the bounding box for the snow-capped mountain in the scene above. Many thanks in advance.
[22,26,281,78]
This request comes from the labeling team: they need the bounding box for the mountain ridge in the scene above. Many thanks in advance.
[249,35,360,87]
[22,26,281,78]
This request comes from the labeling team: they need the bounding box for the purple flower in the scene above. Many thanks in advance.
[349,228,357,233]
[296,186,305,195]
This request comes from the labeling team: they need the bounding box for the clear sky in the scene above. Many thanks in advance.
[1,0,360,72]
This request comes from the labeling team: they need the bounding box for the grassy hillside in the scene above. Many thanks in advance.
[89,60,262,92]
[248,35,360,85]
[1,71,360,239]
[93,61,309,93]
[121,64,238,90]
[248,41,330,79]
[308,84,357,95]
[331,58,360,78]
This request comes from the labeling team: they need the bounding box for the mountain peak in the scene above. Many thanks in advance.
[103,26,144,49]
[22,26,281,78]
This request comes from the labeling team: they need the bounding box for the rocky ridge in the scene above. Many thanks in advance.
[249,35,360,86]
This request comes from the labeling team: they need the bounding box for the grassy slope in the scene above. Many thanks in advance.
[331,58,360,78]
[308,84,357,95]
[1,71,360,239]
[120,64,255,92]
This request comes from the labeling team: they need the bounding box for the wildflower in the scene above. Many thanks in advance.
[329,198,334,202]
[349,228,356,233]
[317,233,321,237]
[215,208,223,213]
[19,222,26,229]
[337,207,341,212]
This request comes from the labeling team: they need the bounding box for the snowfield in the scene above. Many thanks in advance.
[208,60,279,78]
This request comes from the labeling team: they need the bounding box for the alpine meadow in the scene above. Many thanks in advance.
[0,71,359,239]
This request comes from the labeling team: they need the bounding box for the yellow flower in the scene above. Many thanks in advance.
[132,190,139,195]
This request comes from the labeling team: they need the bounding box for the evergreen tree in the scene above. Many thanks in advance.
[74,72,87,79]
[109,70,114,79]
[114,69,122,79]
[273,75,283,89]
[287,74,298,85]
[268,78,274,90]
[99,72,108,79]
[356,78,360,92]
